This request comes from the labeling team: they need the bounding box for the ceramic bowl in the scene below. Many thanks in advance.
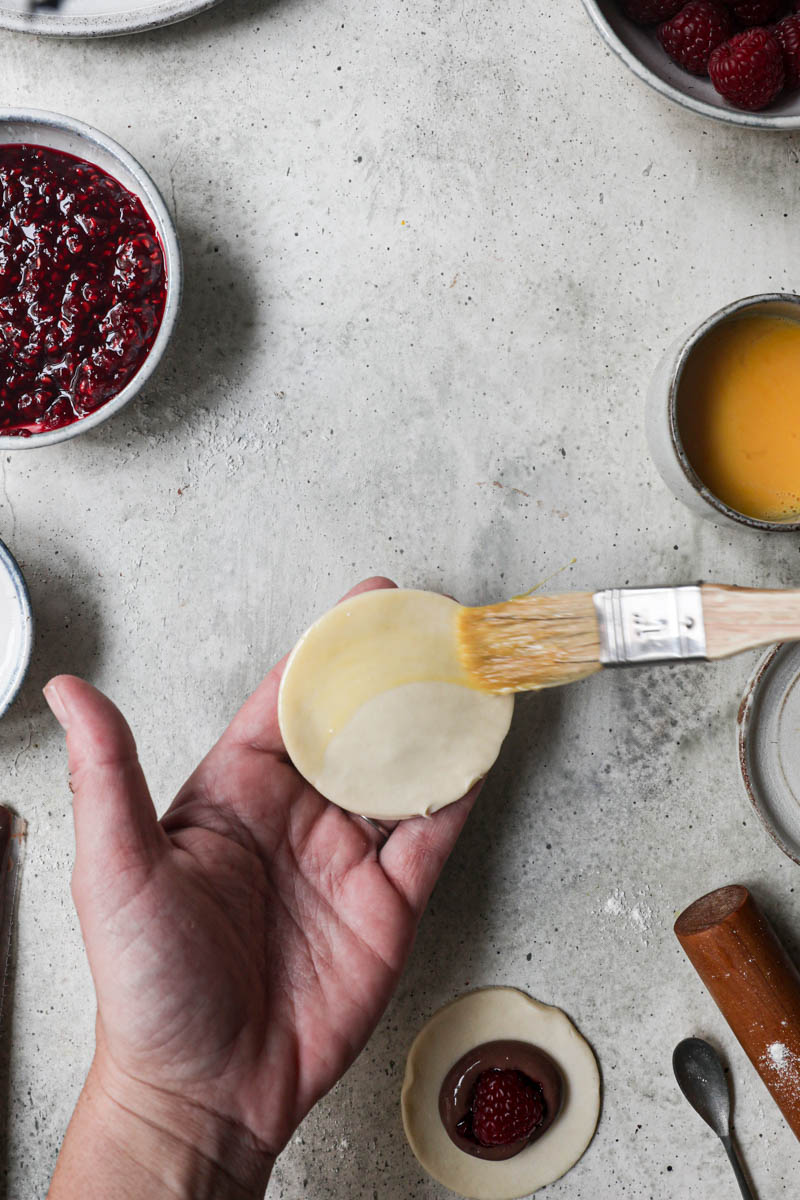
[0,539,33,718]
[645,292,800,530]
[0,108,182,450]
[0,0,220,37]
[738,643,800,865]
[581,1,800,130]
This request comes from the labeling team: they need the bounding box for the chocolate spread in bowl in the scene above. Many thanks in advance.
[438,1039,563,1161]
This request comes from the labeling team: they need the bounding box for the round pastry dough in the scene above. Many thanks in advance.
[401,988,600,1199]
[278,589,514,821]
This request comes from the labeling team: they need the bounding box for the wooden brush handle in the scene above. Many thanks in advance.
[702,584,800,659]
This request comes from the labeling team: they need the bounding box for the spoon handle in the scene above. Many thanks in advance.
[721,1135,756,1200]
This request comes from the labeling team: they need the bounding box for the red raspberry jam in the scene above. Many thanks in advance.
[0,144,167,437]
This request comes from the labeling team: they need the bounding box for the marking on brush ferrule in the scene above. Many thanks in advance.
[593,586,707,666]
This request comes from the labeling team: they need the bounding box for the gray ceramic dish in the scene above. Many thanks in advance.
[0,539,33,718]
[0,108,182,448]
[0,0,220,38]
[582,0,800,130]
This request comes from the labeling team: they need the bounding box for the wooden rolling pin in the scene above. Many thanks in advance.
[0,804,24,1028]
[675,884,800,1140]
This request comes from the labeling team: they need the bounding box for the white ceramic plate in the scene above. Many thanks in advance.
[582,0,800,130]
[0,0,221,38]
[0,540,33,718]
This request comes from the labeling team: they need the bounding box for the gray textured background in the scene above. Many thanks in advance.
[3,1,800,1195]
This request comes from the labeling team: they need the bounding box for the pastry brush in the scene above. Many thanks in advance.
[457,584,800,694]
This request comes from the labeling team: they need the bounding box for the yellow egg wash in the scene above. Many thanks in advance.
[678,315,800,522]
[277,589,514,821]
[279,589,475,766]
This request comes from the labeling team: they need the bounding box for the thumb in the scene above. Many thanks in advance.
[44,676,166,895]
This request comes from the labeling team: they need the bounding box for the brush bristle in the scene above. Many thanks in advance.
[457,593,603,694]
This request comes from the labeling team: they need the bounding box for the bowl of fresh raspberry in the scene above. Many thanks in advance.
[0,108,181,448]
[582,0,800,127]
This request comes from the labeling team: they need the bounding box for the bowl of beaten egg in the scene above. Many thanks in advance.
[646,293,800,530]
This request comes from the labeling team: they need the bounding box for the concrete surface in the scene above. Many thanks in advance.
[3,1,800,1196]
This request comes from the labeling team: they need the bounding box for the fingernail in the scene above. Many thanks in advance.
[44,681,70,730]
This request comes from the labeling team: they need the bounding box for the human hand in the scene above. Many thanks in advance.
[46,577,481,1199]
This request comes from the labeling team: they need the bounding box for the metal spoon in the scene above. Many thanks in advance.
[673,1037,755,1199]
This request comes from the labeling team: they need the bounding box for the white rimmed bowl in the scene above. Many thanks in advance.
[0,108,182,450]
[0,0,221,38]
[581,1,800,130]
[0,539,33,717]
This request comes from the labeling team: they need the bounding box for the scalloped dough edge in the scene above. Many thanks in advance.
[401,988,601,1200]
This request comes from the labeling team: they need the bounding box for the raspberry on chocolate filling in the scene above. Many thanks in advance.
[438,1039,563,1161]
[0,144,166,436]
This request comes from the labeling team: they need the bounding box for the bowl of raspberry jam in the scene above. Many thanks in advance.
[0,108,181,447]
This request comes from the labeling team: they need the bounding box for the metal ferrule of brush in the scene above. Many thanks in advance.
[593,586,708,667]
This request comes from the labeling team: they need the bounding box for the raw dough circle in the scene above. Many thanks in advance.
[401,988,600,1200]
[278,589,514,821]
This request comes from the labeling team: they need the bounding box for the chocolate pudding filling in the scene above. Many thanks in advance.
[438,1039,563,1161]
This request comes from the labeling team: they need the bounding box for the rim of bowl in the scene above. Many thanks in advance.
[666,292,800,532]
[0,538,33,718]
[0,107,182,450]
[737,643,800,866]
[580,1,800,131]
[0,0,221,38]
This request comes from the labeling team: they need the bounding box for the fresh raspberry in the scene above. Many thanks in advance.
[728,0,781,25]
[657,1,734,73]
[622,0,684,23]
[773,14,800,89]
[709,28,785,107]
[470,1070,545,1148]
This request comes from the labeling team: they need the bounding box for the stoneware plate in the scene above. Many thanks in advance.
[0,109,182,449]
[0,0,220,40]
[0,540,33,719]
[582,0,800,130]
[738,644,800,865]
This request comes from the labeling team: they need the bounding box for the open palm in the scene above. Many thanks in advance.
[48,577,479,1173]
